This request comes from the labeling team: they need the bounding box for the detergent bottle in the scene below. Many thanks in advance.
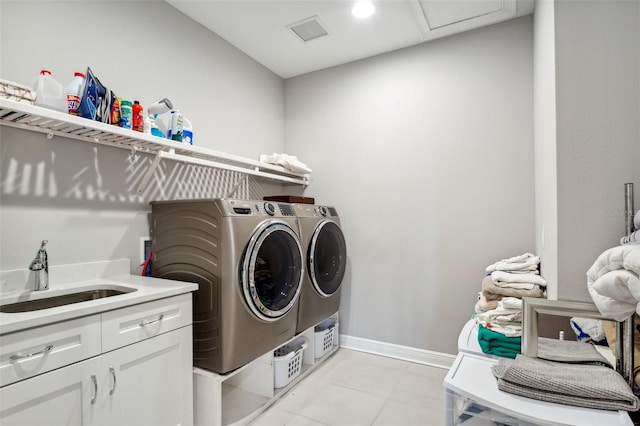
[63,72,85,115]
[182,116,193,145]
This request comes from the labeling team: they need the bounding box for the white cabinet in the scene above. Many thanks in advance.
[194,313,339,426]
[0,357,101,426]
[101,326,193,426]
[0,294,193,426]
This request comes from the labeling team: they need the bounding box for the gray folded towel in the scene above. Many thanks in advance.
[492,355,639,411]
[537,337,611,366]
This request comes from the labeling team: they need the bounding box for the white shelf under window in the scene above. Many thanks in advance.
[0,98,309,189]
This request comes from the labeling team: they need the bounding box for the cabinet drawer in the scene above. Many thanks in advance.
[102,294,192,352]
[0,315,101,387]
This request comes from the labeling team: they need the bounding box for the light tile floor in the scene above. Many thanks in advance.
[249,348,450,426]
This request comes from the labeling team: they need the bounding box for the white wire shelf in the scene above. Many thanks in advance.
[0,98,309,188]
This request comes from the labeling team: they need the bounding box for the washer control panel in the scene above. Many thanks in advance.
[226,199,295,217]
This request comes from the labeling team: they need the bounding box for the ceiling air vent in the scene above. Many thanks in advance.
[287,16,329,42]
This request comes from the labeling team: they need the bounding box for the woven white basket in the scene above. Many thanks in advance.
[0,79,36,104]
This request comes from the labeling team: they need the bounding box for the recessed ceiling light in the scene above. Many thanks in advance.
[352,1,375,19]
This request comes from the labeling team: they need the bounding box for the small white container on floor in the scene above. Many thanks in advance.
[314,318,336,359]
[274,337,307,389]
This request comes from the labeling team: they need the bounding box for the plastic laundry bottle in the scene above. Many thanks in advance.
[63,72,85,115]
[132,101,144,132]
[182,116,193,145]
[120,100,133,130]
[33,70,68,113]
[111,97,122,126]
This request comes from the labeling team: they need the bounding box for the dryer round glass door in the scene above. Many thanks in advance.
[242,221,303,321]
[308,220,347,297]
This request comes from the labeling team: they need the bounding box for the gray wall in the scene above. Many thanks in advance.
[284,17,535,354]
[554,0,640,301]
[534,0,640,302]
[0,1,285,271]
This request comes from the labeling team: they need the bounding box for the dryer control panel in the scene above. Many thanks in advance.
[293,203,339,218]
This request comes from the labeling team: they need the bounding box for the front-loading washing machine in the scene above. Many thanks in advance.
[293,203,347,334]
[150,198,303,374]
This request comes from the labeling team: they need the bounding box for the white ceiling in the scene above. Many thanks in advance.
[166,0,535,79]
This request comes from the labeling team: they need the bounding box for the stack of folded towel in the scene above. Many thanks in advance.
[620,209,640,245]
[474,253,547,358]
[480,253,546,305]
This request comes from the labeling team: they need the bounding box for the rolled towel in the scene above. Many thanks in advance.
[491,270,547,288]
[621,230,640,245]
[486,252,540,273]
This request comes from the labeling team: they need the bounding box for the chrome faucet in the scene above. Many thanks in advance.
[29,240,49,291]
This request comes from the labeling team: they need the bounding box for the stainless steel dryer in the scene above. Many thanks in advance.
[150,198,303,374]
[293,203,347,334]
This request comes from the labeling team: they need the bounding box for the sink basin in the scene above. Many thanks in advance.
[0,288,136,313]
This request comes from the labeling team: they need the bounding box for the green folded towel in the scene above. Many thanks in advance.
[477,324,521,358]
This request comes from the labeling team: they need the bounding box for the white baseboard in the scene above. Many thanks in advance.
[339,334,456,369]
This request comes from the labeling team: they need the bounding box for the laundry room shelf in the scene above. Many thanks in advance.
[0,98,309,188]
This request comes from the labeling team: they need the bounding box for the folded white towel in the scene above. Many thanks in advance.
[500,297,523,310]
[491,271,547,287]
[475,309,522,336]
[486,253,540,273]
[259,153,312,174]
[622,230,640,245]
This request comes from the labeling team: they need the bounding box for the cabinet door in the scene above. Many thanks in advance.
[0,357,101,426]
[101,326,193,426]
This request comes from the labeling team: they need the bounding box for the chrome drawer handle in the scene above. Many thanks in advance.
[90,374,98,404]
[140,313,164,327]
[10,344,53,361]
[109,366,117,395]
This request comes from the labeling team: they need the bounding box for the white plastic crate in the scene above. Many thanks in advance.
[314,318,336,359]
[273,337,307,389]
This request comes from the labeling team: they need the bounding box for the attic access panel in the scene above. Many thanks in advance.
[419,0,507,30]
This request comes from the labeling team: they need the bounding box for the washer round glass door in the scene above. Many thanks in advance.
[242,221,303,321]
[309,221,347,297]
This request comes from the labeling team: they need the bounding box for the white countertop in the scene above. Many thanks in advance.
[0,274,198,335]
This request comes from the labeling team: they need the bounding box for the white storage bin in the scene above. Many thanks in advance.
[314,318,336,359]
[273,337,307,389]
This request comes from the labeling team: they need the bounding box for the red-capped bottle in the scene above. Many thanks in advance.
[132,101,144,132]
